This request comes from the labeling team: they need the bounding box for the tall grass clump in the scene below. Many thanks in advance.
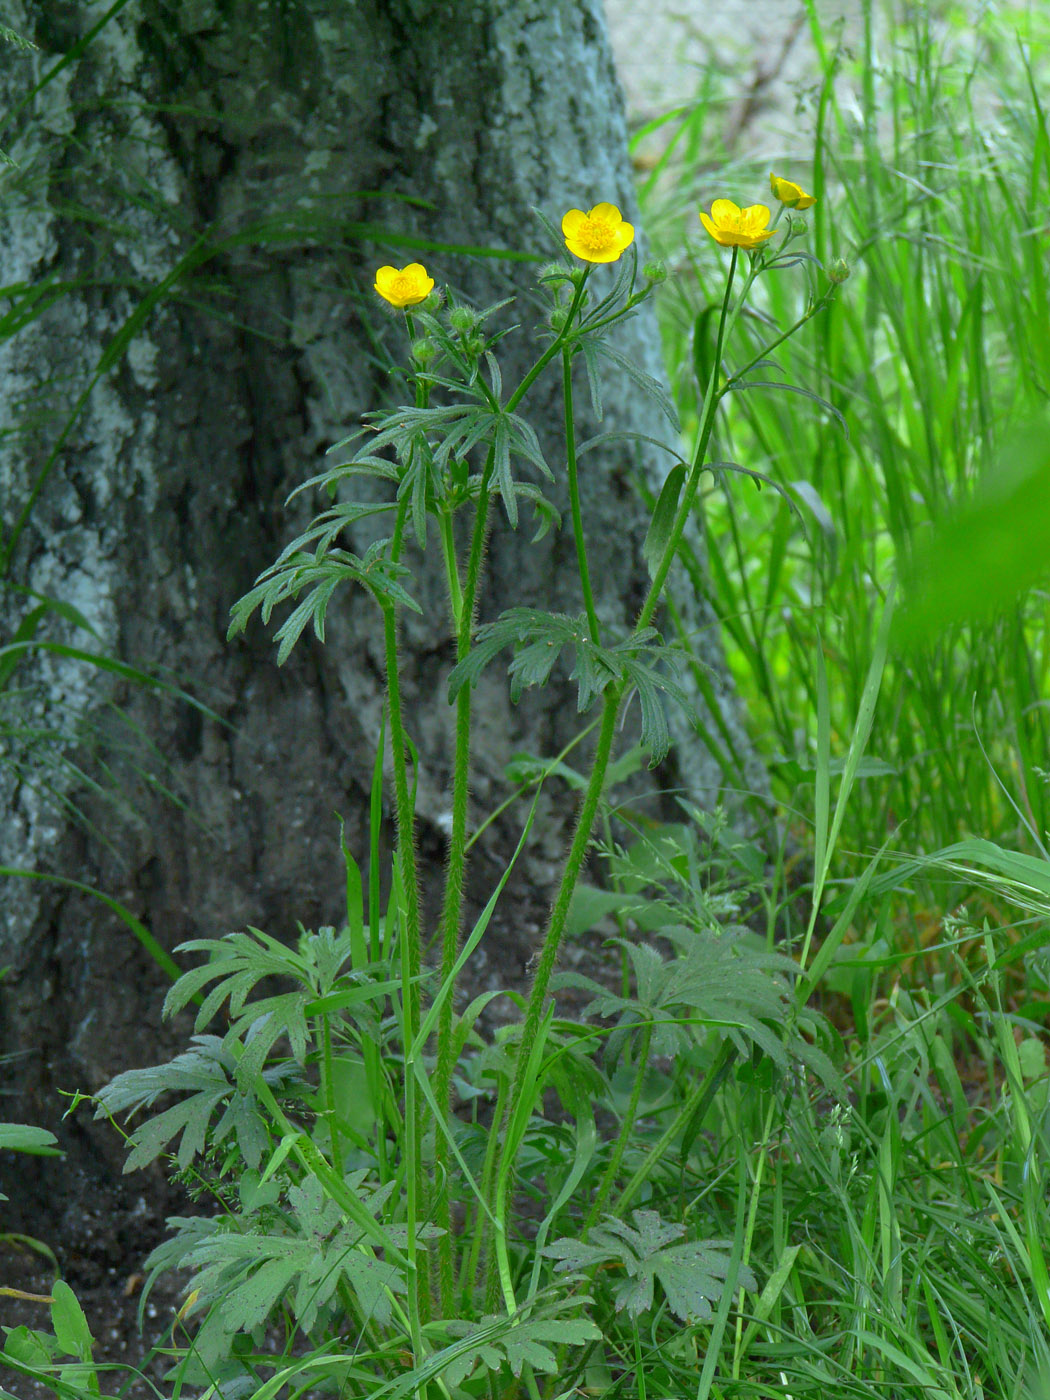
[640,0,1050,862]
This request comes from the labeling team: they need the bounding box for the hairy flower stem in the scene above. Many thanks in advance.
[433,277,594,1311]
[505,270,590,415]
[583,1019,653,1234]
[563,345,601,645]
[433,455,495,1315]
[438,510,464,626]
[383,498,428,1323]
[637,246,741,633]
[499,256,740,1174]
[490,686,623,1262]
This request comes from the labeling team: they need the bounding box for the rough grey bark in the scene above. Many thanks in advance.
[0,0,766,1234]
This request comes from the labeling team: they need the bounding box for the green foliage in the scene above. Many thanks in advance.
[546,1209,754,1322]
[173,1176,414,1365]
[0,1119,60,1204]
[0,1122,60,1155]
[448,607,694,763]
[67,815,825,1399]
[896,413,1050,644]
[95,1034,296,1172]
[227,540,421,665]
[439,1298,603,1386]
[643,0,1050,858]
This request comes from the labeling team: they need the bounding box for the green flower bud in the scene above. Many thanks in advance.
[448,304,480,334]
[411,338,438,365]
[829,257,851,284]
[642,259,667,284]
[549,304,570,332]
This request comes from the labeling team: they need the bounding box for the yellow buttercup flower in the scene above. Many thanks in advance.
[699,200,777,249]
[374,263,435,309]
[562,203,635,264]
[769,173,816,209]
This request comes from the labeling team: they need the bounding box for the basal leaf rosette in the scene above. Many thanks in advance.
[562,203,635,264]
[374,263,435,308]
[699,200,776,250]
[769,172,816,209]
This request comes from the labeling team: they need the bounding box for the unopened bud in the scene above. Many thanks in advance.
[448,304,479,335]
[549,305,570,331]
[829,257,851,284]
[411,338,438,365]
[643,259,667,284]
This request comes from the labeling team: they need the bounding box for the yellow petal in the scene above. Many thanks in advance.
[740,204,772,230]
[587,201,623,224]
[374,266,398,292]
[710,199,741,225]
[562,208,587,235]
[613,220,635,249]
[699,210,725,243]
[578,243,624,263]
[770,173,792,200]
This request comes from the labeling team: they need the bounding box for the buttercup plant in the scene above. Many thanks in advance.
[76,186,843,1399]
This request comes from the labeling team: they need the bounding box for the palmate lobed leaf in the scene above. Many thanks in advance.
[175,1172,415,1367]
[94,1033,299,1171]
[447,608,691,761]
[227,542,420,662]
[546,1209,754,1322]
[556,923,845,1095]
[439,1299,602,1387]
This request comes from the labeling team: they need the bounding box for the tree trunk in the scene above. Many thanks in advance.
[0,0,766,1242]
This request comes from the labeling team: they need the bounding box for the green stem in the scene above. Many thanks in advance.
[432,273,592,1312]
[465,716,599,854]
[490,686,623,1264]
[613,1040,737,1218]
[722,288,834,392]
[319,1012,344,1181]
[462,1066,510,1300]
[505,270,590,415]
[636,247,743,635]
[382,496,427,1321]
[584,1018,653,1233]
[438,510,464,629]
[432,453,496,1315]
[576,288,651,339]
[403,1049,425,1351]
[563,345,601,645]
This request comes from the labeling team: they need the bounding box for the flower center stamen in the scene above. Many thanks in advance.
[579,216,615,253]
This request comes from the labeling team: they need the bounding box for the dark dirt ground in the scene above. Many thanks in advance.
[0,1236,190,1400]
